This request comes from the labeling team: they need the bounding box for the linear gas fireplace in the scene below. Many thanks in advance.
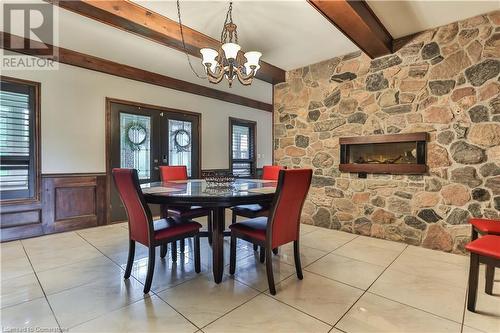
[339,132,428,175]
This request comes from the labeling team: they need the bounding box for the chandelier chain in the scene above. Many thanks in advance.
[221,2,238,44]
[176,0,206,79]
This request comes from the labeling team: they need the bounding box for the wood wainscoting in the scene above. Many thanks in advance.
[0,173,107,242]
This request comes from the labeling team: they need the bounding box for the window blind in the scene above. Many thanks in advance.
[0,82,35,200]
[231,123,255,177]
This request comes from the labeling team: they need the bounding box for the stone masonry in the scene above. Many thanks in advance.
[273,11,500,254]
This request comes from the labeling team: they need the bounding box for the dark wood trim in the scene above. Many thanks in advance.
[339,163,427,174]
[1,32,272,112]
[105,98,203,224]
[272,86,275,164]
[1,173,107,242]
[229,117,257,177]
[46,0,285,84]
[41,173,106,178]
[308,0,392,59]
[339,132,428,145]
[41,174,107,234]
[392,32,422,53]
[0,76,41,206]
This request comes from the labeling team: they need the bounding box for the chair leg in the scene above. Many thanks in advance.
[293,240,303,280]
[207,211,213,246]
[485,265,494,295]
[194,235,201,273]
[260,246,265,263]
[180,238,186,253]
[253,244,258,251]
[124,240,135,279]
[265,247,276,295]
[160,245,167,259]
[144,246,156,294]
[471,227,479,241]
[232,210,237,224]
[467,253,480,312]
[230,234,237,275]
[272,248,279,255]
[171,241,177,262]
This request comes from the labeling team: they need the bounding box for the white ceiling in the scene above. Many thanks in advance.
[132,0,360,71]
[367,0,500,38]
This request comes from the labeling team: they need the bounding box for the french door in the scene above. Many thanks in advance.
[109,100,200,222]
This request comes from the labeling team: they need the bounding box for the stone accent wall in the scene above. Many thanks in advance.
[273,11,500,254]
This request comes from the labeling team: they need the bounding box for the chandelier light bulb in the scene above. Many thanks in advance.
[244,51,262,67]
[200,48,218,65]
[244,63,260,75]
[221,43,241,60]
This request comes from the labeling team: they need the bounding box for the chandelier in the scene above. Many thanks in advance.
[199,2,262,87]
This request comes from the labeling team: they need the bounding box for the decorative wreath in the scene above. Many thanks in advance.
[124,121,148,151]
[173,129,191,152]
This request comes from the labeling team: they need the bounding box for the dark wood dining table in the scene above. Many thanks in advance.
[141,178,277,283]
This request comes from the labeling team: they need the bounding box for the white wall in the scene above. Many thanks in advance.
[2,59,273,174]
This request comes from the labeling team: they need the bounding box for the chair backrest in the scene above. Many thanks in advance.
[160,165,188,181]
[112,168,152,245]
[262,165,284,181]
[267,169,312,248]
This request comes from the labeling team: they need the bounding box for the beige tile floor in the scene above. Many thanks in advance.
[1,212,499,333]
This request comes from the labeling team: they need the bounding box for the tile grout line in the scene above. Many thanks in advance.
[73,231,205,331]
[19,240,64,333]
[198,289,265,330]
[363,245,470,327]
[331,243,409,330]
[195,233,375,330]
[74,230,267,330]
[264,290,334,329]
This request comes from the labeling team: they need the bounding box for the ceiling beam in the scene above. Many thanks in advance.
[308,0,392,59]
[1,32,273,112]
[46,0,286,84]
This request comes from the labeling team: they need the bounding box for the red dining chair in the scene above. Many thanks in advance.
[231,165,284,256]
[159,166,213,251]
[469,218,500,240]
[229,168,313,295]
[112,168,201,293]
[465,235,500,311]
[468,218,500,302]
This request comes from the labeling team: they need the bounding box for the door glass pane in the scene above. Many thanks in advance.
[120,113,151,180]
[232,125,250,159]
[168,119,192,177]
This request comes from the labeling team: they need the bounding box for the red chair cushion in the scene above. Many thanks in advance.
[168,206,211,219]
[231,204,269,218]
[153,218,202,241]
[262,165,283,181]
[466,235,500,260]
[229,217,268,242]
[469,218,500,235]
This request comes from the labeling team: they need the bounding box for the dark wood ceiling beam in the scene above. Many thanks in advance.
[1,32,272,112]
[308,0,393,59]
[46,0,285,84]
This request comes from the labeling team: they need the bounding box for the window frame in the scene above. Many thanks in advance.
[0,76,41,204]
[229,117,256,178]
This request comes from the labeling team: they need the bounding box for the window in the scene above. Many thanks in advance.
[229,117,256,177]
[0,77,40,202]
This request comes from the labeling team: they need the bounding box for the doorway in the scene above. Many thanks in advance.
[106,98,201,222]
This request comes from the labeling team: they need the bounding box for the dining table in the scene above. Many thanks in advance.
[141,178,277,283]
